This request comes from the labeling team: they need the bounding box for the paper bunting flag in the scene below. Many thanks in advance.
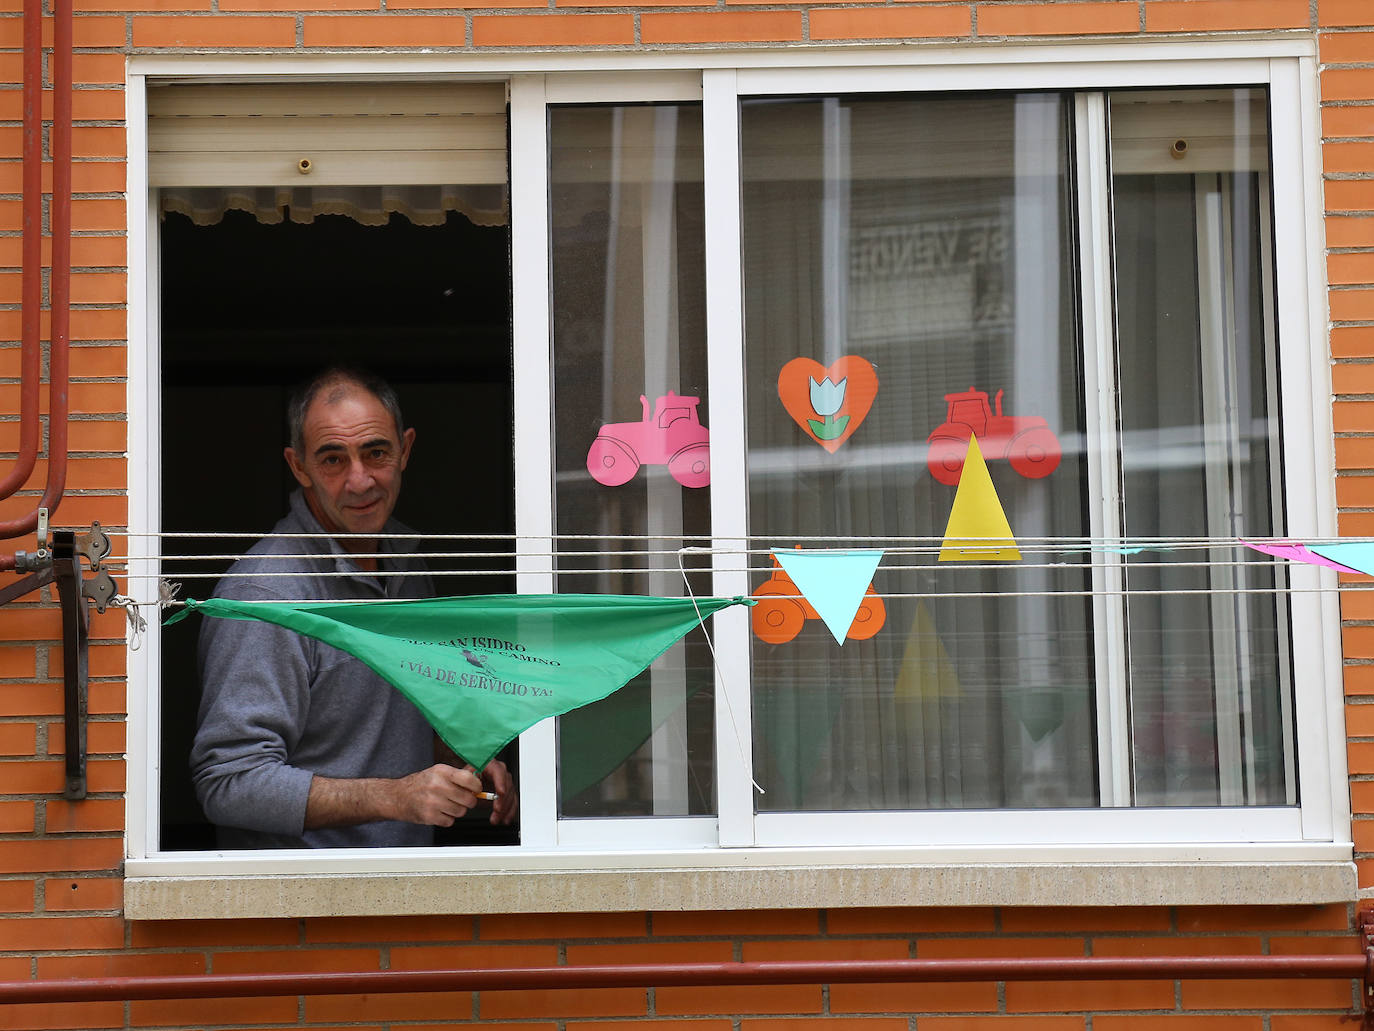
[893,600,961,701]
[938,434,1021,562]
[1242,540,1363,576]
[1309,543,1374,577]
[167,593,752,770]
[770,548,885,646]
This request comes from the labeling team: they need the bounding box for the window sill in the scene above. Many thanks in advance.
[123,848,1356,919]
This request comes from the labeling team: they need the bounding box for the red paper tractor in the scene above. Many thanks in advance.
[926,387,1062,486]
[586,392,711,489]
[751,554,886,645]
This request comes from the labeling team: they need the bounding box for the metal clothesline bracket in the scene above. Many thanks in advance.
[51,529,88,800]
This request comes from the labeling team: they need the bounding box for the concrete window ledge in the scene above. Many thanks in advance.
[124,861,1357,920]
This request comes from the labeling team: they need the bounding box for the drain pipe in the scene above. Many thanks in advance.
[0,0,71,555]
[0,955,1367,1006]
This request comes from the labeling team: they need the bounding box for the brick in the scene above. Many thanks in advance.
[1000,907,1170,933]
[1332,287,1374,322]
[131,15,297,46]
[1343,590,1374,619]
[73,54,125,85]
[586,1023,731,1031]
[745,1022,907,1031]
[305,914,476,943]
[1098,1019,1261,1031]
[41,874,122,911]
[1176,904,1351,931]
[657,984,824,1016]
[1006,980,1175,1013]
[826,907,997,935]
[213,947,381,974]
[392,944,559,969]
[1327,179,1374,211]
[1270,934,1364,955]
[43,798,124,833]
[0,877,33,911]
[0,608,61,642]
[1331,253,1374,286]
[0,837,122,875]
[570,941,735,964]
[0,721,35,755]
[37,952,206,978]
[810,5,969,39]
[1147,0,1307,30]
[1335,399,1374,430]
[0,647,34,679]
[1321,0,1374,28]
[1093,936,1261,957]
[1353,778,1374,811]
[70,199,125,233]
[481,912,647,940]
[1360,857,1374,887]
[0,1001,125,1030]
[67,420,127,453]
[305,992,475,1023]
[0,800,33,832]
[71,127,126,159]
[71,89,125,121]
[129,996,300,1027]
[79,0,209,9]
[1353,740,1374,773]
[640,10,802,43]
[1323,32,1374,63]
[473,14,633,45]
[221,0,375,11]
[0,915,124,949]
[1338,437,1374,470]
[1180,978,1354,1009]
[302,15,464,45]
[129,917,299,948]
[1350,702,1374,736]
[740,939,907,962]
[72,161,126,193]
[1324,107,1374,140]
[479,988,647,1020]
[72,236,128,269]
[1354,817,1374,851]
[72,15,128,45]
[1326,142,1374,175]
[919,938,1086,959]
[981,2,1137,36]
[70,308,126,341]
[921,1021,1084,1031]
[397,0,540,9]
[831,982,998,1014]
[1332,361,1374,393]
[68,272,126,305]
[651,910,817,937]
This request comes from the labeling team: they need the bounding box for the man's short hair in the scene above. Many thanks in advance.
[287,367,405,455]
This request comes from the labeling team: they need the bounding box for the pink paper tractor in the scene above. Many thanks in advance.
[586,391,711,488]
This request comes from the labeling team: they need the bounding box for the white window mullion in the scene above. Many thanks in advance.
[509,73,558,848]
[1074,92,1131,807]
[702,68,755,847]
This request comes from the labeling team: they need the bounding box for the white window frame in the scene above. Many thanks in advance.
[123,39,1353,919]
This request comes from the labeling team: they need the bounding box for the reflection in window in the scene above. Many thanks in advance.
[548,103,713,817]
[741,93,1097,811]
[1109,88,1294,806]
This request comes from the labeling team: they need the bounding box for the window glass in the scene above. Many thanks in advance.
[548,103,714,817]
[1108,88,1294,806]
[740,93,1097,811]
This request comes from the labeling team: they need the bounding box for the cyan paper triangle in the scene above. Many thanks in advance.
[1309,542,1374,576]
[772,548,884,646]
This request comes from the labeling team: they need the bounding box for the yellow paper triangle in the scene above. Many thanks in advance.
[893,599,962,700]
[938,434,1021,562]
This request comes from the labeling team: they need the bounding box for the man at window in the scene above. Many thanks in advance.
[190,367,517,848]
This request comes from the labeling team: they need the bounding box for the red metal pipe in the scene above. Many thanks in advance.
[0,0,71,543]
[0,956,1365,1005]
[4,0,44,504]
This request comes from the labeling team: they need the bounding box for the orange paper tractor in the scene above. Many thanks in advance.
[751,554,886,645]
[926,387,1062,486]
[586,391,711,489]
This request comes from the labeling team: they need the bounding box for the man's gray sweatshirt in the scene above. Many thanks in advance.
[189,490,436,849]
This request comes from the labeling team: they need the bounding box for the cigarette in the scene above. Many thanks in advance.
[475,791,499,801]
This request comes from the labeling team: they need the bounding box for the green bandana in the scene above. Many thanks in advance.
[168,593,752,770]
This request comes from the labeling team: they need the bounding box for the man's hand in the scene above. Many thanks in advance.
[304,763,482,829]
[477,759,518,826]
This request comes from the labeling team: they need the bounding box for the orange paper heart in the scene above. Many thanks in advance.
[777,356,879,453]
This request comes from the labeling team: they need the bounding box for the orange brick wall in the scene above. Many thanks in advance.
[0,1,1370,1029]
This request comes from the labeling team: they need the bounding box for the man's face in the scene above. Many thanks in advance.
[284,388,415,541]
